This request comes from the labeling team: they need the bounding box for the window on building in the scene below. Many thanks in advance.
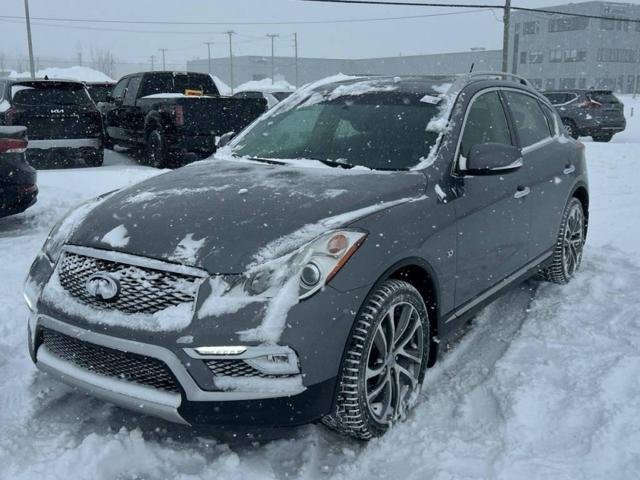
[530,79,543,89]
[597,48,637,63]
[564,49,587,62]
[559,78,577,89]
[545,79,556,90]
[529,51,544,63]
[549,16,589,32]
[523,21,540,34]
[520,52,528,65]
[578,78,587,89]
[549,50,563,63]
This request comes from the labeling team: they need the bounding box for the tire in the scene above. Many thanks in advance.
[146,128,169,168]
[322,279,430,440]
[592,134,613,143]
[539,197,586,284]
[562,119,579,139]
[84,149,104,167]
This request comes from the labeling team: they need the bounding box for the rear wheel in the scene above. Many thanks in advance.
[592,134,613,143]
[322,280,430,440]
[84,149,104,167]
[539,197,586,284]
[146,128,169,168]
[562,119,579,139]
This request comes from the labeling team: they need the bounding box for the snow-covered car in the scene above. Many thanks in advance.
[233,90,293,109]
[24,73,589,440]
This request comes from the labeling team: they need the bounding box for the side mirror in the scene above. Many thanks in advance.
[217,131,236,148]
[462,143,523,175]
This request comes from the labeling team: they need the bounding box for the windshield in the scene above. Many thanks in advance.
[11,83,93,106]
[86,84,112,103]
[232,91,442,170]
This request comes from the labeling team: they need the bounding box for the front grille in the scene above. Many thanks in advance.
[58,251,201,314]
[41,328,180,393]
[205,359,293,379]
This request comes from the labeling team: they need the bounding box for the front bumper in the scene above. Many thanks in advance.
[30,314,333,426]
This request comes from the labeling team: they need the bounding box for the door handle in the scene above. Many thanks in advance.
[563,164,576,175]
[514,186,531,199]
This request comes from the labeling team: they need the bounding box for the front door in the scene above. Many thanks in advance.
[104,77,129,141]
[452,90,531,307]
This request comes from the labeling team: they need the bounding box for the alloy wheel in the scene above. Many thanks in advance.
[365,301,424,424]
[562,202,585,278]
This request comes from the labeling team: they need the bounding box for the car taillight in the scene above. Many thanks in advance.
[0,138,28,154]
[173,105,184,126]
[578,99,603,109]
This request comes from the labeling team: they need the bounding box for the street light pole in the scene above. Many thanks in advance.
[150,55,156,71]
[225,31,235,94]
[267,34,279,85]
[502,0,512,73]
[23,0,36,78]
[293,32,299,87]
[204,41,214,74]
[159,48,167,70]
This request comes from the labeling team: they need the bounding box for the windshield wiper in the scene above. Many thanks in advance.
[308,158,356,169]
[246,157,287,166]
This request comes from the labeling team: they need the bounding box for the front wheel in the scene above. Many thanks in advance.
[562,119,579,139]
[323,280,430,440]
[539,197,586,284]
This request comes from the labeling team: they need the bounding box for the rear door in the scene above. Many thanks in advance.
[502,90,573,259]
[7,82,101,140]
[453,89,531,307]
[121,75,143,142]
[104,77,129,141]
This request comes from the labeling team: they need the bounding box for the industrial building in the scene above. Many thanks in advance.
[187,1,640,93]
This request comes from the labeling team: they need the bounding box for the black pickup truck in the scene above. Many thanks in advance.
[103,71,268,167]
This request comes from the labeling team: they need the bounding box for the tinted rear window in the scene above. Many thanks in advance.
[589,92,619,104]
[139,73,219,97]
[11,82,93,106]
[86,84,112,103]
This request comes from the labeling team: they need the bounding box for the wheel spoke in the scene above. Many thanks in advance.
[396,347,422,365]
[367,371,390,402]
[366,363,386,380]
[394,304,414,344]
[373,325,388,362]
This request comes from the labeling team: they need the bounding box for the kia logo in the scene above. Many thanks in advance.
[85,272,120,301]
[50,109,64,114]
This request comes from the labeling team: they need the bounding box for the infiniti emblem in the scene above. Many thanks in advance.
[85,272,120,301]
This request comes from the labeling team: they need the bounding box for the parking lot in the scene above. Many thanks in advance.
[0,94,637,479]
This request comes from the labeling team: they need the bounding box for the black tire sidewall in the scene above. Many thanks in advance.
[147,129,167,168]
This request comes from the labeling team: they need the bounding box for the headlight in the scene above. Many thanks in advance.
[244,229,367,300]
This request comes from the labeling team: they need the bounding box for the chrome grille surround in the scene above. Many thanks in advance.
[57,247,204,315]
[41,327,180,393]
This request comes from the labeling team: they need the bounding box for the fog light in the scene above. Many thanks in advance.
[300,262,321,287]
[246,353,299,375]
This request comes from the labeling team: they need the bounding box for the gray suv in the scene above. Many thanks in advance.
[543,89,626,142]
[25,73,589,440]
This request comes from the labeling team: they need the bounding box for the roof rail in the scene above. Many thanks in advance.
[462,71,533,87]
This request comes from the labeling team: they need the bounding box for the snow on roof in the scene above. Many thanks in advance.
[211,75,231,95]
[8,66,114,83]
[236,78,296,94]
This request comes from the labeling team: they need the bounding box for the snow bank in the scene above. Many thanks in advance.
[211,75,231,96]
[236,78,295,93]
[8,66,114,83]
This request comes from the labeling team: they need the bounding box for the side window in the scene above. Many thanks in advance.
[540,103,558,136]
[0,81,5,100]
[503,91,552,147]
[111,78,129,101]
[123,76,142,106]
[460,91,512,159]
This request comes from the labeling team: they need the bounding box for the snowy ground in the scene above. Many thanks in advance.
[0,100,639,479]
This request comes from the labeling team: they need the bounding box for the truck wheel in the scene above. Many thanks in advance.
[562,119,579,139]
[592,134,613,143]
[322,280,430,440]
[539,197,586,285]
[84,149,104,167]
[147,128,168,168]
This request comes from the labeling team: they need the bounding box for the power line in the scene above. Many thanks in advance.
[302,0,640,24]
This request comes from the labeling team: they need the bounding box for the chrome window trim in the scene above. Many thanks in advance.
[545,92,579,107]
[35,315,306,402]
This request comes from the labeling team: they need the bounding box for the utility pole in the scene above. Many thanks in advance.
[150,55,156,71]
[159,48,167,70]
[23,0,35,78]
[293,32,299,87]
[204,41,214,74]
[502,0,511,73]
[267,34,279,85]
[225,31,235,94]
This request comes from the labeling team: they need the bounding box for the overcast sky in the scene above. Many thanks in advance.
[2,0,640,67]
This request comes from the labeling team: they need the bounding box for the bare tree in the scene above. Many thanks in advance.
[90,48,116,78]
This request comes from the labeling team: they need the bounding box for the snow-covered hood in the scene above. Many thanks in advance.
[68,159,426,274]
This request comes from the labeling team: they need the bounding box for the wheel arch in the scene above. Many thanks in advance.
[571,183,589,234]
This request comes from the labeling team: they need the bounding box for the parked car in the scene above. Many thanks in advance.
[543,89,626,142]
[233,90,294,109]
[25,73,588,440]
[0,78,104,167]
[84,81,115,105]
[103,71,268,167]
[0,126,37,217]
